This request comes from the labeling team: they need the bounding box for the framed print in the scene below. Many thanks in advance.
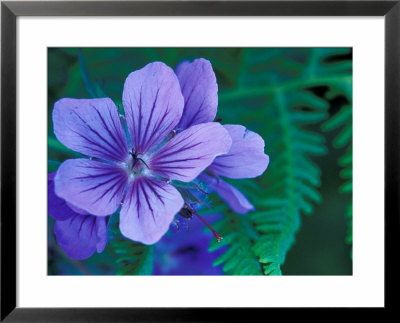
[1,0,398,321]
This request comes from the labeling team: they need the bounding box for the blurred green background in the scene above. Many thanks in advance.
[48,48,352,275]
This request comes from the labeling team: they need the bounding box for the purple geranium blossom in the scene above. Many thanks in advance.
[175,58,269,214]
[48,172,108,259]
[154,213,226,275]
[52,62,232,245]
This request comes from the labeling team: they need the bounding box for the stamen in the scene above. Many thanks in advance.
[138,158,150,169]
[129,149,150,171]
[191,209,223,242]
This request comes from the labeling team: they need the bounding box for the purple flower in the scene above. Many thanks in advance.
[175,59,269,214]
[48,172,108,259]
[154,213,226,275]
[52,62,232,245]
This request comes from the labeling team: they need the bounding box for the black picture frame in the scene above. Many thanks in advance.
[1,0,398,321]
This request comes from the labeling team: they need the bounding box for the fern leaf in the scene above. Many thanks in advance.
[322,99,353,258]
[210,207,263,275]
[213,48,351,275]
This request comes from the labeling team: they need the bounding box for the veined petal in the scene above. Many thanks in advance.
[48,172,76,221]
[53,98,129,162]
[150,122,232,182]
[202,174,254,214]
[176,59,218,130]
[210,125,269,179]
[119,177,184,245]
[122,62,184,153]
[54,214,107,260]
[55,159,128,216]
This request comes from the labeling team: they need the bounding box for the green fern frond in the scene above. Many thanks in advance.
[339,145,352,258]
[322,103,353,257]
[209,207,263,275]
[213,48,351,275]
[339,146,353,193]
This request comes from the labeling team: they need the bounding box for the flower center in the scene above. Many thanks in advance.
[129,149,150,175]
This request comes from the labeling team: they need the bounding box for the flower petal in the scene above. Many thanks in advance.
[176,59,218,130]
[150,122,232,182]
[210,125,269,179]
[55,159,128,216]
[53,98,128,162]
[119,177,184,245]
[54,214,107,259]
[48,172,77,221]
[122,62,184,153]
[201,174,254,214]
